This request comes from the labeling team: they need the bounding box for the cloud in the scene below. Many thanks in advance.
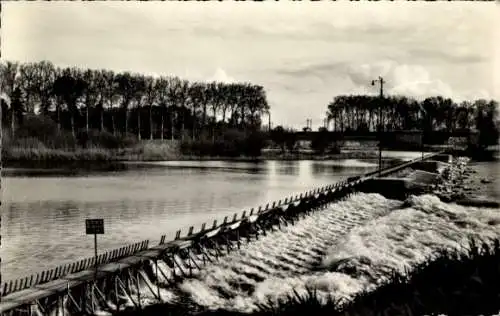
[208,68,236,83]
[407,48,488,64]
[345,61,455,98]
[276,62,350,78]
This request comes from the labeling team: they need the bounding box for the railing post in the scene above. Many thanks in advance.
[200,223,206,232]
[223,216,228,224]
[188,226,194,236]
[233,213,238,222]
[212,220,218,229]
[242,211,247,218]
[175,230,181,240]
[34,273,40,285]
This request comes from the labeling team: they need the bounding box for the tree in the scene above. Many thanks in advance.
[115,72,134,135]
[475,99,499,149]
[52,68,87,138]
[311,127,331,154]
[130,75,147,140]
[155,77,170,140]
[100,70,118,133]
[189,82,206,140]
[81,69,102,133]
[18,63,39,114]
[143,76,157,140]
[270,125,287,153]
[31,61,57,116]
[0,61,20,135]
[284,129,298,153]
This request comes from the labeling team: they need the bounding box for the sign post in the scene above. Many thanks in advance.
[85,219,104,280]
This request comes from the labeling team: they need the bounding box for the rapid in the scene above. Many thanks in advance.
[110,178,499,313]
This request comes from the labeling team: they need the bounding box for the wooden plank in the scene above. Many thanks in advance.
[133,249,163,259]
[117,256,144,266]
[204,228,221,238]
[0,288,52,304]
[0,301,26,313]
[227,222,241,231]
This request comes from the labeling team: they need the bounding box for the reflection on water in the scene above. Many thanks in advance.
[468,159,500,200]
[2,152,421,280]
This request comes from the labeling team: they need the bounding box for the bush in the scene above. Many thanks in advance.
[179,129,267,158]
[15,114,58,141]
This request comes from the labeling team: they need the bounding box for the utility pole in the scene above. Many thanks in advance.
[268,111,272,132]
[371,76,385,176]
[419,104,427,160]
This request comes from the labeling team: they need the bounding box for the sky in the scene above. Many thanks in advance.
[2,2,499,130]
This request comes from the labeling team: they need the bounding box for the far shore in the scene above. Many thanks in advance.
[3,144,496,175]
[1,148,410,176]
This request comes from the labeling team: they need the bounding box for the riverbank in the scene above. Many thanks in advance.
[2,145,406,172]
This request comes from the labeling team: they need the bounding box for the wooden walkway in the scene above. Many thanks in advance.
[0,239,194,313]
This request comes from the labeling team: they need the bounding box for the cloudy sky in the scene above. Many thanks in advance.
[2,2,499,129]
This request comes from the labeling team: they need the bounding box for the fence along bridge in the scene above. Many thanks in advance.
[0,152,447,316]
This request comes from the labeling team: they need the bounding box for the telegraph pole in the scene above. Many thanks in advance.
[371,76,385,176]
[268,111,272,132]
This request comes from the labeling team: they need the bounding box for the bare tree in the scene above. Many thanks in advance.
[0,61,20,136]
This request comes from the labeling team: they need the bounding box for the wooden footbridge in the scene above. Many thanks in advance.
[0,152,449,316]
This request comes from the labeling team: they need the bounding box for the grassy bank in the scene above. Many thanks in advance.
[115,238,500,316]
[2,144,407,169]
[2,120,448,169]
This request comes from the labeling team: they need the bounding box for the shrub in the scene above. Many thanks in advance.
[15,114,59,141]
[180,129,266,158]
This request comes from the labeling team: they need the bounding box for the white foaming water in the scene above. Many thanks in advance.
[166,193,499,313]
[322,194,500,285]
[168,193,401,312]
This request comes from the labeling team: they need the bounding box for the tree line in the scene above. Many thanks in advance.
[0,61,270,142]
[325,95,499,148]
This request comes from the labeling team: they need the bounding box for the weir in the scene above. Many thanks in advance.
[0,152,446,316]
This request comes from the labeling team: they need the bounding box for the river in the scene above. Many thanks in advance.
[1,151,496,283]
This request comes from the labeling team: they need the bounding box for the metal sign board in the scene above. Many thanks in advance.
[85,219,104,235]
